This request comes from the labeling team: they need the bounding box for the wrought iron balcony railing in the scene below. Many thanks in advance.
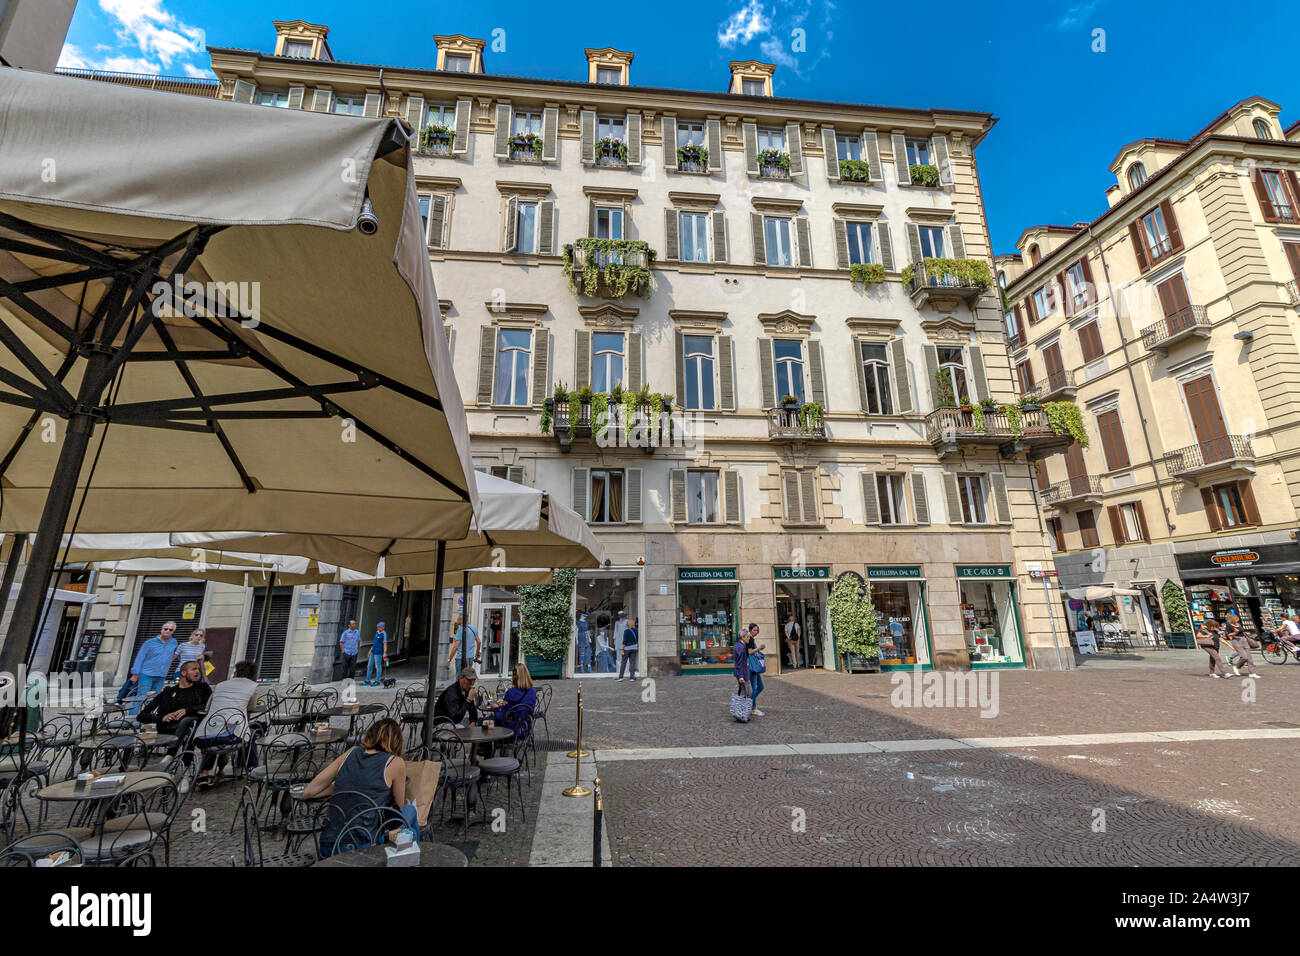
[1039,476,1103,507]
[1036,369,1077,400]
[766,405,826,441]
[1140,305,1211,351]
[1165,435,1255,478]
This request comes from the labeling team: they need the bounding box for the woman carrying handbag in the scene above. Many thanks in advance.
[745,623,767,716]
[730,631,753,722]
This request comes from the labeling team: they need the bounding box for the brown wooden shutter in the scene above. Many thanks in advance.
[1035,462,1050,492]
[1078,322,1103,363]
[1283,242,1300,282]
[799,469,819,524]
[1238,480,1261,526]
[860,472,881,525]
[723,470,742,524]
[750,212,766,264]
[1200,488,1223,532]
[1077,509,1099,548]
[781,469,799,523]
[758,339,776,408]
[1156,273,1191,319]
[1056,271,1072,318]
[911,473,930,525]
[1096,410,1130,470]
[1183,375,1228,444]
[1286,172,1300,218]
[718,335,735,411]
[1161,199,1184,255]
[1253,170,1278,222]
[1079,256,1096,307]
[989,472,1012,524]
[1133,501,1150,541]
[530,330,548,406]
[1012,305,1025,339]
[942,473,963,525]
[1106,505,1125,544]
[1024,295,1039,324]
[663,209,680,261]
[1128,220,1150,273]
[1043,343,1065,380]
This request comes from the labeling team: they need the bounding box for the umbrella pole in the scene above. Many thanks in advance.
[253,571,277,677]
[459,571,469,673]
[0,535,26,622]
[422,541,446,749]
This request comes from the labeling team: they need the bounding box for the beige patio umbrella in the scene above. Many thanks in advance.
[345,567,557,592]
[0,68,479,678]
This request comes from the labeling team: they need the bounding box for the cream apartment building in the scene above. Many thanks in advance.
[32,19,1085,681]
[1000,96,1300,645]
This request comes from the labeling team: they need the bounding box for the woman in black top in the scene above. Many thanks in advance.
[304,718,408,857]
[1224,612,1258,678]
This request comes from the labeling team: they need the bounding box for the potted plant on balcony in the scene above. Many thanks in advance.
[933,370,957,409]
[419,124,455,153]
[838,159,872,182]
[677,144,708,169]
[848,262,886,290]
[779,394,801,410]
[518,568,577,679]
[909,163,941,187]
[1044,401,1089,448]
[759,148,791,174]
[1018,391,1042,414]
[799,401,824,435]
[510,131,544,159]
[596,136,628,164]
[959,394,974,413]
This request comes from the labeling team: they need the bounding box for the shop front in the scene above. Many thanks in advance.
[867,567,933,670]
[677,567,740,674]
[576,569,642,677]
[773,565,830,670]
[1176,543,1300,643]
[955,565,1026,668]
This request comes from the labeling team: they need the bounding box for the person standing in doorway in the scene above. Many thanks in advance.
[1195,617,1232,678]
[747,623,765,717]
[1224,611,1259,678]
[785,614,802,669]
[364,621,388,686]
[616,618,639,682]
[575,611,592,674]
[446,614,480,672]
[338,619,361,682]
[120,621,179,712]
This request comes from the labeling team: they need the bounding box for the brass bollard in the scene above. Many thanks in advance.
[563,684,592,797]
[567,681,591,759]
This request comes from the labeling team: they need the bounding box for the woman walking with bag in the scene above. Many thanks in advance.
[746,623,766,717]
[730,629,753,722]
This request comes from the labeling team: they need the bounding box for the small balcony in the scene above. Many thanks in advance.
[906,259,991,309]
[547,395,671,454]
[766,404,826,442]
[758,151,791,179]
[508,134,543,164]
[564,240,655,299]
[1140,306,1210,353]
[595,139,628,168]
[926,405,1076,461]
[675,144,709,174]
[1284,279,1298,307]
[416,128,454,157]
[1040,476,1104,509]
[1035,369,1077,401]
[1165,435,1256,483]
[1007,331,1026,352]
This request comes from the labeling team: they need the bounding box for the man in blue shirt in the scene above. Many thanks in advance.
[616,618,638,682]
[446,614,480,672]
[338,619,361,681]
[364,621,388,686]
[121,621,179,713]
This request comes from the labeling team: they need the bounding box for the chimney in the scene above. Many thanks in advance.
[1105,185,1121,208]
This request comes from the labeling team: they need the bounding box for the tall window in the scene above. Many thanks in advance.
[773,340,805,402]
[905,139,931,166]
[958,474,987,524]
[679,211,710,262]
[1140,206,1172,259]
[512,110,542,135]
[1004,310,1019,341]
[444,54,472,72]
[425,103,455,128]
[597,115,626,141]
[938,347,968,401]
[757,128,785,151]
[917,226,945,258]
[593,206,623,264]
[846,221,874,264]
[1032,286,1052,319]
[687,471,719,524]
[590,469,625,523]
[257,89,290,108]
[515,201,538,254]
[683,335,716,411]
[836,135,861,161]
[860,343,893,415]
[1047,517,1065,551]
[332,94,365,116]
[677,122,705,147]
[419,195,433,241]
[1253,118,1273,140]
[1028,243,1041,264]
[1263,171,1295,220]
[596,66,621,85]
[493,329,532,406]
[1119,503,1145,541]
[877,474,909,525]
[1077,509,1099,548]
[1214,482,1248,527]
[1066,261,1088,308]
[997,271,1007,290]
[1127,162,1147,190]
[764,216,794,266]
[591,333,624,392]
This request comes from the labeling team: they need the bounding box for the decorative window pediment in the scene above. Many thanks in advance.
[758,309,816,336]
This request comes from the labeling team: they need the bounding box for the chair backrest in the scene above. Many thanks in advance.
[534,684,552,714]
[88,733,142,771]
[501,704,535,752]
[93,774,178,863]
[198,707,252,741]
[1,771,44,842]
[0,830,83,867]
[230,785,263,866]
[312,789,386,858]
[329,804,407,858]
[431,726,471,777]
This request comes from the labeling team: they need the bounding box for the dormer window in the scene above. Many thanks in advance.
[742,78,766,96]
[596,66,622,85]
[282,40,312,59]
[1028,243,1041,265]
[444,53,472,73]
[1253,118,1274,140]
[1127,162,1147,190]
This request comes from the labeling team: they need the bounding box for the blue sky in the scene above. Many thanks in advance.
[61,0,1299,253]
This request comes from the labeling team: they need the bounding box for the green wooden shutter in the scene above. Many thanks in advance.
[542,107,559,162]
[669,469,687,523]
[627,332,643,393]
[833,219,849,269]
[232,79,255,104]
[876,221,895,272]
[494,103,512,158]
[625,468,643,523]
[428,195,447,249]
[626,112,642,167]
[452,99,471,154]
[718,335,735,411]
[948,222,966,259]
[530,330,549,407]
[863,130,883,182]
[287,86,306,111]
[989,471,1012,524]
[363,93,382,118]
[711,211,728,263]
[674,332,686,407]
[795,217,813,268]
[943,473,964,525]
[706,120,723,171]
[580,110,596,165]
[571,468,590,521]
[785,123,804,177]
[933,134,953,185]
[750,212,766,265]
[477,327,498,405]
[574,330,591,390]
[537,200,555,255]
[662,115,678,170]
[743,122,759,176]
[759,339,776,408]
[890,338,912,413]
[403,94,423,129]
[891,133,910,185]
[968,347,989,401]
[822,126,839,182]
[808,340,826,407]
[664,208,679,261]
[723,470,741,524]
[911,473,930,525]
[906,222,923,265]
[861,472,880,525]
[923,345,940,409]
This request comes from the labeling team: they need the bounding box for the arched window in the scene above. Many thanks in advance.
[1028,244,1041,265]
[1127,162,1147,190]
[1253,118,1273,140]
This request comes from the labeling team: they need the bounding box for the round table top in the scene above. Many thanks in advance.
[452,724,513,744]
[264,728,348,746]
[37,770,173,802]
[75,733,177,751]
[319,703,386,718]
[312,842,468,868]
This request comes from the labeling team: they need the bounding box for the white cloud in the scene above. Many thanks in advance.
[59,0,206,75]
[1055,2,1099,29]
[718,1,771,48]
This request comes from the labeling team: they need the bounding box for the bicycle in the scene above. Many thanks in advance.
[1260,631,1300,665]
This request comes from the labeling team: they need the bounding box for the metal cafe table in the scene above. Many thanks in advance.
[318,703,386,737]
[313,842,468,867]
[37,770,172,832]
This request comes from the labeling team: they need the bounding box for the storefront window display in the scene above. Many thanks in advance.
[867,567,931,668]
[576,571,641,676]
[678,568,739,673]
[956,566,1025,666]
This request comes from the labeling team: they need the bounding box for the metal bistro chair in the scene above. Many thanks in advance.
[532,683,553,751]
[395,687,428,750]
[84,733,143,775]
[249,733,320,828]
[327,803,408,859]
[77,774,179,867]
[477,704,533,825]
[189,708,255,790]
[0,830,84,867]
[310,790,389,860]
[0,767,49,844]
[33,715,85,781]
[343,703,388,749]
[229,785,306,867]
[432,726,479,839]
[249,689,281,735]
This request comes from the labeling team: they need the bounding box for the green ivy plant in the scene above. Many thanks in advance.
[971,403,985,432]
[1003,403,1023,440]
[562,239,657,298]
[539,400,552,436]
[828,575,879,663]
[568,393,580,440]
[518,567,578,661]
[677,144,709,169]
[596,136,628,164]
[759,148,791,172]
[909,163,941,186]
[510,132,544,159]
[848,263,886,289]
[419,125,455,151]
[903,257,993,292]
[799,401,825,433]
[838,159,872,182]
[1044,401,1089,448]
[1161,580,1192,633]
[933,369,957,409]
[592,392,610,442]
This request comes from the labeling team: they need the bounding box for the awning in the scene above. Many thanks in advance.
[1179,563,1300,583]
[6,584,97,605]
[1066,586,1143,601]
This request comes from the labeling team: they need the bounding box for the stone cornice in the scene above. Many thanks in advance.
[496,180,552,198]
[668,309,728,331]
[578,303,640,328]
[831,202,884,218]
[905,206,958,223]
[757,310,816,335]
[484,301,548,324]
[417,175,462,191]
[751,196,805,214]
[845,316,903,337]
[582,185,639,201]
[668,191,722,208]
[920,315,977,340]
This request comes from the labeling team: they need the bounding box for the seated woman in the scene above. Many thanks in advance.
[492,662,537,738]
[303,717,411,857]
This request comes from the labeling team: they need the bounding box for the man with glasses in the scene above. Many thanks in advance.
[434,666,480,728]
[118,621,179,712]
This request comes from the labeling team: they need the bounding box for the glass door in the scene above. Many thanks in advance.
[479,603,520,677]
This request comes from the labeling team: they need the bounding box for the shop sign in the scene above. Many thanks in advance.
[678,567,737,582]
[773,566,830,580]
[1210,549,1260,568]
[182,602,197,620]
[955,565,1012,579]
[868,566,922,580]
